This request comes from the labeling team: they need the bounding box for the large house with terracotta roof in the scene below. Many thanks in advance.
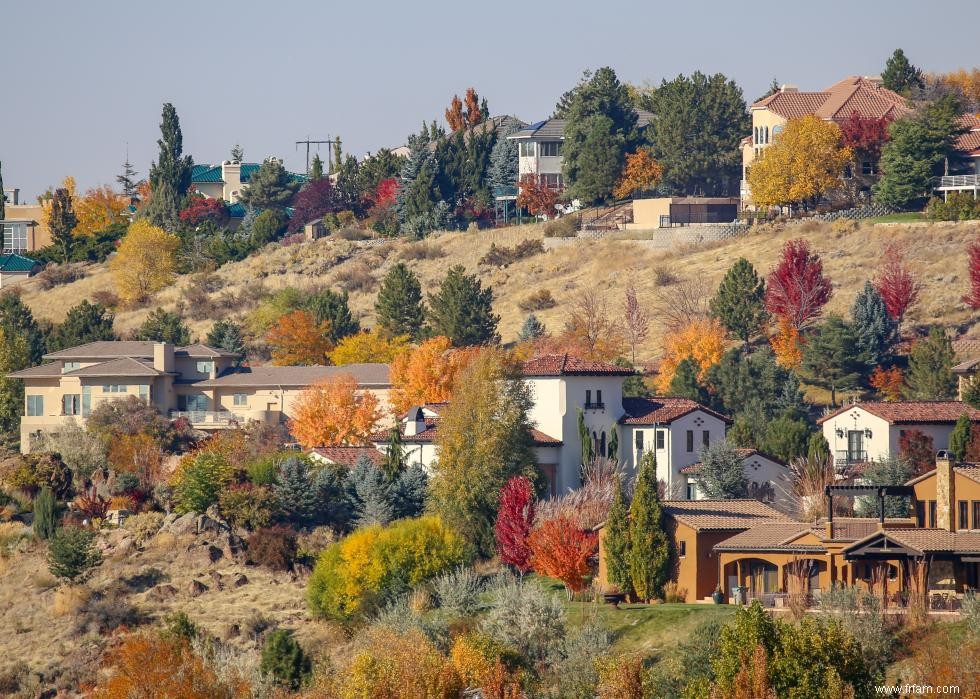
[680,448,794,514]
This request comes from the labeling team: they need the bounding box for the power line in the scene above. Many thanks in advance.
[295,137,340,175]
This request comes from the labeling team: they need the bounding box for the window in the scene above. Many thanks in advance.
[702,430,710,447]
[655,429,665,450]
[540,173,562,189]
[596,390,603,408]
[233,393,248,407]
[862,161,875,176]
[139,384,150,402]
[974,501,980,529]
[635,431,644,452]
[585,390,591,407]
[928,501,937,528]
[764,126,769,144]
[102,384,127,393]
[916,501,926,528]
[2,222,28,253]
[842,164,853,179]
[82,386,91,417]
[62,362,81,373]
[600,432,606,457]
[678,540,687,557]
[26,395,43,417]
[539,141,560,157]
[519,142,536,158]
[196,361,214,374]
[753,126,759,144]
[686,430,694,452]
[63,394,81,416]
[960,501,970,530]
[686,483,697,500]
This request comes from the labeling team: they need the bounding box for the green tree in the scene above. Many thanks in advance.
[116,156,140,199]
[487,118,522,194]
[695,442,748,498]
[359,148,406,196]
[0,160,5,220]
[0,292,47,365]
[49,187,78,263]
[603,476,632,595]
[628,450,670,602]
[667,357,708,403]
[260,629,312,690]
[250,208,287,245]
[0,326,31,447]
[607,426,619,461]
[856,457,916,518]
[33,486,58,540]
[305,288,359,342]
[518,314,545,342]
[562,67,639,203]
[851,281,898,370]
[762,415,813,463]
[807,431,831,463]
[175,452,233,513]
[577,409,593,466]
[309,153,324,181]
[427,265,499,346]
[950,413,972,461]
[881,48,924,94]
[964,377,980,410]
[48,301,115,352]
[238,158,300,211]
[905,326,956,399]
[334,154,363,214]
[710,258,767,344]
[47,526,102,584]
[383,426,405,482]
[346,457,394,527]
[375,262,426,341]
[231,144,245,162]
[144,103,193,230]
[273,457,319,527]
[136,308,191,345]
[801,315,863,407]
[205,319,246,363]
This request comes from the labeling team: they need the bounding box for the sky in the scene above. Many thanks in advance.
[2,0,979,200]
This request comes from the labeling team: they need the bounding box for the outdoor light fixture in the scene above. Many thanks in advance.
[864,428,872,439]
[835,427,845,439]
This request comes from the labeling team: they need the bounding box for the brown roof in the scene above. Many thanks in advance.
[529,429,562,446]
[905,465,980,487]
[521,354,634,377]
[956,114,980,156]
[953,337,980,361]
[849,529,980,554]
[310,446,385,467]
[176,343,239,358]
[369,420,560,446]
[713,522,821,552]
[620,396,731,425]
[751,77,910,123]
[664,499,788,531]
[817,401,980,425]
[195,363,390,388]
[679,448,786,475]
[753,90,830,119]
[62,357,162,378]
[43,341,158,360]
[7,362,69,379]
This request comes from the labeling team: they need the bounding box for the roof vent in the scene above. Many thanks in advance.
[780,84,799,93]
[936,449,954,460]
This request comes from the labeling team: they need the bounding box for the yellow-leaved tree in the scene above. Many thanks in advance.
[747,115,853,210]
[40,176,76,230]
[110,220,179,304]
[655,317,726,393]
[289,374,381,448]
[75,185,129,236]
[329,328,410,365]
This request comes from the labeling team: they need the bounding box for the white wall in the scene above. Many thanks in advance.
[688,453,796,515]
[820,408,958,463]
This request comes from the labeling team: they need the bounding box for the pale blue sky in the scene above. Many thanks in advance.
[2,0,978,199]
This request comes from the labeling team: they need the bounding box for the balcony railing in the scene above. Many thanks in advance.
[169,410,245,426]
[938,174,980,189]
[584,402,606,411]
[835,450,868,468]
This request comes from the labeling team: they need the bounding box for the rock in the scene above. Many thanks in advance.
[222,623,240,641]
[196,513,228,536]
[147,584,179,602]
[168,512,198,536]
[231,573,248,588]
[187,579,209,597]
[162,512,178,528]
[184,542,223,567]
[114,537,135,556]
[209,571,225,590]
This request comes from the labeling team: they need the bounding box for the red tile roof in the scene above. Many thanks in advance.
[956,114,980,155]
[713,522,821,552]
[817,401,980,425]
[953,337,980,361]
[663,499,789,531]
[368,420,560,446]
[521,354,634,377]
[310,446,385,467]
[529,429,562,446]
[751,76,911,123]
[620,396,731,425]
[753,91,830,119]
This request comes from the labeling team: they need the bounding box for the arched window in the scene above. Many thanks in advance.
[753,126,758,144]
[592,431,598,458]
[764,126,769,143]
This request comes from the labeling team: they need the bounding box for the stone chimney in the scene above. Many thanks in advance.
[403,407,426,437]
[780,84,799,93]
[935,449,956,532]
[153,342,175,374]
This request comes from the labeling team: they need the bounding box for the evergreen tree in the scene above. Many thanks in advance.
[710,258,767,344]
[116,156,139,198]
[577,409,593,466]
[305,289,359,342]
[761,415,812,463]
[396,126,445,235]
[238,158,300,211]
[950,413,972,461]
[260,629,312,690]
[309,153,324,181]
[881,48,924,94]
[47,526,101,584]
[49,187,77,263]
[273,457,319,527]
[144,103,193,230]
[905,327,956,400]
[807,432,831,463]
[33,486,58,540]
[607,426,619,461]
[334,154,363,214]
[359,148,406,196]
[48,301,115,352]
[552,70,591,119]
[801,315,863,407]
[668,358,708,403]
[0,324,31,446]
[518,314,545,342]
[136,308,191,345]
[205,319,247,363]
[603,476,632,595]
[384,426,405,482]
[695,442,749,499]
[346,456,394,527]
[628,451,670,601]
[426,265,499,346]
[231,143,245,162]
[0,292,47,365]
[851,281,898,370]
[375,262,426,341]
[312,464,352,529]
[964,378,980,410]
[393,463,427,518]
[487,118,522,194]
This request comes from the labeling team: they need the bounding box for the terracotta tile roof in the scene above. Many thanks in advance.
[521,354,634,377]
[664,499,788,531]
[751,77,910,122]
[194,363,390,388]
[858,529,980,554]
[953,358,980,374]
[817,401,980,425]
[679,448,785,475]
[956,114,980,155]
[953,337,980,360]
[753,91,830,119]
[369,419,560,447]
[529,429,562,446]
[309,446,385,467]
[620,396,731,425]
[713,522,821,552]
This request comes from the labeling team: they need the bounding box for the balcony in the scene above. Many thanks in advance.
[169,410,247,428]
[584,402,606,411]
[937,174,980,190]
[835,450,868,469]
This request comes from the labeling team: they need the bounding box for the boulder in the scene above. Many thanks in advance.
[147,583,179,602]
[167,512,198,536]
[187,579,209,597]
[230,573,249,588]
[209,571,225,590]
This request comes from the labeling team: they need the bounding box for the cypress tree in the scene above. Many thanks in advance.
[0,160,6,220]
[48,301,115,352]
[34,486,58,540]
[49,187,77,263]
[807,432,831,463]
[145,102,193,230]
[518,314,545,342]
[905,327,956,400]
[628,450,670,602]
[607,427,619,461]
[375,262,426,341]
[851,281,898,370]
[260,629,312,690]
[603,476,632,595]
[305,289,359,342]
[384,426,405,482]
[577,409,593,466]
[426,265,499,346]
[950,413,972,461]
[710,258,767,344]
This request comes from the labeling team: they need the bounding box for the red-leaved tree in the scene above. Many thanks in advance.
[965,237,980,310]
[899,429,935,476]
[494,476,536,575]
[179,196,229,227]
[838,111,891,162]
[528,515,598,598]
[765,238,833,331]
[517,175,559,218]
[374,178,399,208]
[874,242,920,323]
[288,178,341,232]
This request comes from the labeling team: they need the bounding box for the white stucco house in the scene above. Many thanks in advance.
[680,448,795,515]
[818,401,980,469]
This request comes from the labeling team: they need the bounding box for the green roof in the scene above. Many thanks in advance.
[227,203,246,218]
[0,254,38,272]
[192,162,307,185]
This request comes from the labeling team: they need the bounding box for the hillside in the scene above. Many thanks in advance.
[16,219,980,366]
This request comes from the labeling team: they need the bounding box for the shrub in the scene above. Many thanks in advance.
[173,452,233,514]
[307,515,468,622]
[927,192,980,221]
[663,581,687,603]
[48,526,102,584]
[74,590,146,634]
[479,239,545,268]
[260,629,312,690]
[431,566,485,617]
[218,483,275,531]
[36,262,86,290]
[398,240,445,261]
[479,578,566,665]
[340,627,463,698]
[543,217,578,238]
[295,526,336,561]
[552,623,611,698]
[831,218,859,235]
[251,209,288,245]
[91,289,121,309]
[74,488,109,520]
[334,261,375,292]
[123,511,164,545]
[518,288,556,312]
[653,266,678,286]
[247,525,297,571]
[33,486,58,540]
[35,422,107,479]
[163,611,200,641]
[335,225,372,241]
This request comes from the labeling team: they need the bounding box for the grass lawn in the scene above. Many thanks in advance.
[866,211,926,223]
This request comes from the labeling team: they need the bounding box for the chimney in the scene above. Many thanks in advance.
[222,160,242,201]
[403,407,426,437]
[935,450,956,532]
[780,84,799,93]
[153,342,175,374]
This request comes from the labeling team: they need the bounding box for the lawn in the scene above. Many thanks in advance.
[866,211,926,223]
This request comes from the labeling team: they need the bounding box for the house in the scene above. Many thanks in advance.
[8,340,391,453]
[680,448,795,514]
[937,113,980,197]
[1,188,50,254]
[190,158,307,218]
[0,253,40,288]
[818,401,980,469]
[309,446,385,469]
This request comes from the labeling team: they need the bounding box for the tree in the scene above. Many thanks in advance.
[711,258,767,344]
[389,336,475,413]
[905,327,956,400]
[48,300,115,352]
[34,486,58,540]
[870,366,905,401]
[644,72,750,196]
[305,288,359,342]
[851,281,898,370]
[622,282,649,365]
[309,153,324,181]
[174,452,233,514]
[0,292,47,365]
[563,289,625,362]
[48,526,102,584]
[144,103,193,230]
[0,160,5,220]
[628,451,670,601]
[765,238,833,331]
[250,208,287,245]
[230,143,244,161]
[289,374,380,449]
[429,349,537,556]
[427,265,500,346]
[966,237,980,310]
[116,157,140,199]
[494,475,536,575]
[383,427,405,481]
[445,87,487,131]
[346,457,394,527]
[110,220,179,304]
[668,358,708,403]
[807,432,831,464]
[603,476,631,595]
[578,409,593,466]
[695,442,749,499]
[950,413,973,461]
[238,157,299,211]
[838,111,891,165]
[518,314,546,342]
[529,516,598,598]
[288,178,340,232]
[375,262,426,341]
[899,429,935,476]
[516,175,559,218]
[655,317,726,393]
[801,315,863,407]
[136,308,190,345]
[178,195,228,227]
[873,242,920,323]
[260,629,312,690]
[487,119,522,195]
[205,320,246,361]
[882,48,924,94]
[761,415,812,463]
[747,116,853,210]
[49,187,78,263]
[265,310,332,366]
[273,456,319,527]
[0,325,31,446]
[75,185,129,237]
[329,329,408,365]
[613,149,663,199]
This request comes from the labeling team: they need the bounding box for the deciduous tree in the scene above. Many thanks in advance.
[905,327,956,400]
[622,282,649,365]
[329,328,409,365]
[446,87,487,131]
[287,178,341,232]
[0,324,34,445]
[655,317,726,393]
[765,238,832,331]
[529,516,598,598]
[899,429,934,476]
[110,220,179,304]
[613,149,662,199]
[427,265,500,347]
[178,195,228,227]
[265,310,333,366]
[289,374,380,448]
[516,175,559,218]
[389,336,476,413]
[838,111,891,164]
[494,475,535,575]
[564,289,625,362]
[75,185,129,236]
[770,317,803,369]
[874,242,920,323]
[710,258,767,344]
[870,366,904,401]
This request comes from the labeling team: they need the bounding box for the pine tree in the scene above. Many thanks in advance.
[603,476,631,595]
[205,320,246,363]
[518,314,545,342]
[375,262,426,341]
[487,118,522,194]
[668,358,708,403]
[260,629,312,690]
[144,103,193,230]
[346,457,394,527]
[394,463,427,519]
[305,289,359,342]
[136,308,191,345]
[881,48,924,94]
[851,281,898,370]
[710,258,767,344]
[0,160,5,221]
[47,526,101,584]
[950,413,972,461]
[964,378,980,410]
[238,158,299,211]
[231,144,245,162]
[33,486,58,540]
[0,293,47,365]
[801,316,863,407]
[49,187,77,263]
[628,450,670,602]
[426,265,499,346]
[384,426,405,482]
[273,457,319,527]
[905,327,956,400]
[48,301,115,352]
[309,153,324,181]
[116,156,140,198]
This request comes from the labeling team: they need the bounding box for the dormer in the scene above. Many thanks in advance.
[403,406,427,437]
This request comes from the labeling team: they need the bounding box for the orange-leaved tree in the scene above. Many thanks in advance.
[613,149,663,199]
[108,433,164,491]
[517,175,559,218]
[289,373,381,448]
[655,317,726,393]
[389,336,479,414]
[561,289,625,362]
[110,219,179,304]
[75,184,129,236]
[870,365,904,401]
[265,310,333,366]
[528,515,598,598]
[770,317,804,369]
[329,328,410,365]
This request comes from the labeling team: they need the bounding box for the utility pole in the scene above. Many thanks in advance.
[295,136,340,175]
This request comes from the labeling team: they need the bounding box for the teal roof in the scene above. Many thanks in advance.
[0,254,38,272]
[239,163,260,183]
[227,203,246,218]
[192,162,307,185]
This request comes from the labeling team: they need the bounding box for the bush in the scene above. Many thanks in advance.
[653,266,678,286]
[47,526,102,584]
[163,611,200,641]
[479,239,545,268]
[339,627,463,697]
[91,289,122,309]
[260,629,312,690]
[307,515,468,622]
[74,590,146,634]
[33,486,58,540]
[123,511,164,545]
[218,483,275,531]
[398,240,445,261]
[36,262,86,290]
[543,216,578,238]
[251,210,288,245]
[174,452,233,514]
[334,261,375,292]
[518,288,556,312]
[247,525,297,571]
[663,581,687,603]
[295,526,336,561]
[431,566,485,617]
[479,578,566,665]
[830,218,859,235]
[927,192,980,221]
